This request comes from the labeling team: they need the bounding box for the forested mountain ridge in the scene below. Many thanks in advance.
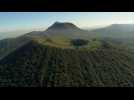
[0,39,134,87]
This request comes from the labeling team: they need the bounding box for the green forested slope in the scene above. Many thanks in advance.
[0,39,134,87]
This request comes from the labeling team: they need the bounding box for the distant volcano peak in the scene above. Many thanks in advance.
[47,22,79,30]
[43,21,87,38]
[53,21,76,25]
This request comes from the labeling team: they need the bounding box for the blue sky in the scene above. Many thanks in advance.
[0,12,134,39]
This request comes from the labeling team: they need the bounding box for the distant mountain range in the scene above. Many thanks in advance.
[26,22,134,39]
[25,22,90,39]
[1,22,134,40]
[90,24,134,38]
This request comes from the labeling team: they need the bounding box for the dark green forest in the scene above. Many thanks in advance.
[0,40,134,87]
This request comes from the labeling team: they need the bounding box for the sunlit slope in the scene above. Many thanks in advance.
[32,36,102,50]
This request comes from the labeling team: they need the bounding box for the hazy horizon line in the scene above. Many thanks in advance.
[1,22,134,33]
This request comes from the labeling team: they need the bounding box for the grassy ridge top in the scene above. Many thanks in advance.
[32,36,102,51]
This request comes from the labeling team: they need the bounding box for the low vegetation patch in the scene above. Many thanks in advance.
[71,39,89,47]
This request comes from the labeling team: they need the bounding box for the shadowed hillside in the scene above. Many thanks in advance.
[0,36,31,60]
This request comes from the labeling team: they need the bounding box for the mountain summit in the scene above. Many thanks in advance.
[44,22,89,38]
[46,22,80,30]
[22,22,90,39]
